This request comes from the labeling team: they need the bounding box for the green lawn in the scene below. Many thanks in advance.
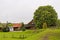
[0,29,60,40]
[0,29,44,40]
[25,29,60,40]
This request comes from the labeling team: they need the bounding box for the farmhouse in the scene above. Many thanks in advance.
[12,23,22,31]
[8,23,22,31]
[25,20,35,29]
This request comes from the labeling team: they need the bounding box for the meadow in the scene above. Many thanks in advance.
[0,29,60,40]
[0,29,44,40]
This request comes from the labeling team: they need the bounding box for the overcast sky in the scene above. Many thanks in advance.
[0,0,60,24]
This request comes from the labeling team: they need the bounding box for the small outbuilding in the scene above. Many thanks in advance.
[12,23,22,31]
[8,23,22,31]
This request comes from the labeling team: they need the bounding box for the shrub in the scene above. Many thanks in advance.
[21,27,26,31]
[43,22,47,29]
[2,27,9,32]
[20,22,26,31]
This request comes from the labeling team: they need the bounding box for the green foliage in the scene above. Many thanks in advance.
[7,23,13,27]
[2,22,10,32]
[43,22,47,29]
[56,19,60,28]
[21,22,26,31]
[34,5,57,28]
[2,27,9,32]
[21,27,26,31]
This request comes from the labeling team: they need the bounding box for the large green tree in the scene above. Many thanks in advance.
[33,5,58,28]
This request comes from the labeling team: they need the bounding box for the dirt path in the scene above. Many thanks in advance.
[40,33,53,40]
[42,34,49,40]
[39,33,57,40]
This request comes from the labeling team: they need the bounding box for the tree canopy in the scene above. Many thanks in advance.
[33,5,58,28]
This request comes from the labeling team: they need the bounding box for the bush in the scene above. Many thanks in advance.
[2,27,10,32]
[21,27,26,31]
[43,22,47,29]
[20,22,26,31]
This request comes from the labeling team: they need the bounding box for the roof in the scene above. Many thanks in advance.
[28,20,34,24]
[13,23,22,27]
[24,19,35,27]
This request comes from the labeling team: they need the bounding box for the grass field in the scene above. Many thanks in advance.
[25,29,60,40]
[0,29,60,40]
[0,29,44,40]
